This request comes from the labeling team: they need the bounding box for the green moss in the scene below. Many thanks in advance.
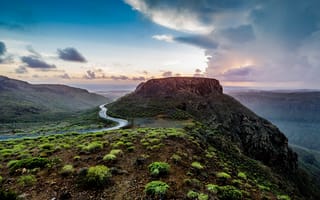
[148,162,170,176]
[73,155,81,161]
[18,175,36,187]
[144,180,169,197]
[191,162,204,170]
[110,149,123,156]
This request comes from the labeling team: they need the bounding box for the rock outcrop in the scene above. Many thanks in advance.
[135,77,223,97]
[109,77,298,172]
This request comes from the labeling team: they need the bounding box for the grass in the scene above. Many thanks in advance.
[7,157,50,172]
[82,141,103,153]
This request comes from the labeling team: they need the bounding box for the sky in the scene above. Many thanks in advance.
[1,0,320,90]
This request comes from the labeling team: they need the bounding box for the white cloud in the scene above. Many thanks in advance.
[152,34,174,43]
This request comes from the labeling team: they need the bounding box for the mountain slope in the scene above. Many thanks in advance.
[0,76,108,123]
[108,77,297,172]
[228,90,320,151]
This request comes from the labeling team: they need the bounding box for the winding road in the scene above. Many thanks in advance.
[0,104,129,141]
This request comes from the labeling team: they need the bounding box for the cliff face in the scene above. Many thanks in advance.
[135,77,223,97]
[109,77,298,172]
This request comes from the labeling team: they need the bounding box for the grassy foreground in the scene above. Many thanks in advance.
[0,126,295,199]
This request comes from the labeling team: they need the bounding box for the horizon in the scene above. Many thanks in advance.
[1,0,320,89]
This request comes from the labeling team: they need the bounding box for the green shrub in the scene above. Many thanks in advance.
[198,193,209,200]
[216,172,231,179]
[110,149,123,156]
[144,181,169,197]
[171,154,182,163]
[207,184,219,194]
[84,165,111,187]
[191,162,204,170]
[83,141,103,153]
[18,175,36,187]
[8,157,50,172]
[277,195,291,200]
[148,162,170,176]
[39,143,54,150]
[60,164,74,176]
[187,190,199,198]
[73,155,81,161]
[218,185,242,200]
[0,189,17,200]
[0,175,3,184]
[184,178,201,188]
[237,172,247,179]
[103,154,117,161]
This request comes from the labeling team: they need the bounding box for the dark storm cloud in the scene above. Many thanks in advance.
[21,56,56,69]
[174,35,218,49]
[220,66,254,81]
[0,41,6,55]
[220,25,255,43]
[57,47,87,63]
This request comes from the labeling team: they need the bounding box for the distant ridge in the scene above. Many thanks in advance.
[0,76,108,122]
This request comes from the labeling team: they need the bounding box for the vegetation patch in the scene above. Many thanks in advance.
[148,162,170,177]
[144,180,169,198]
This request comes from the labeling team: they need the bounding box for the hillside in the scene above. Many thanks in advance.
[0,127,315,200]
[1,77,320,199]
[228,91,320,151]
[0,76,108,123]
[108,77,297,172]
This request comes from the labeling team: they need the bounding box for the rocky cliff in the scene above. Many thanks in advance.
[109,77,298,172]
[135,77,223,96]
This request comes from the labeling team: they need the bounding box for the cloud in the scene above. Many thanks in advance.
[0,41,6,55]
[194,68,204,77]
[21,56,56,69]
[174,35,218,49]
[162,71,172,77]
[152,34,174,42]
[127,0,320,85]
[59,73,71,79]
[15,66,28,74]
[26,45,41,58]
[110,75,129,80]
[132,76,146,81]
[57,47,87,62]
[84,70,96,79]
[220,24,255,43]
[219,66,255,81]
